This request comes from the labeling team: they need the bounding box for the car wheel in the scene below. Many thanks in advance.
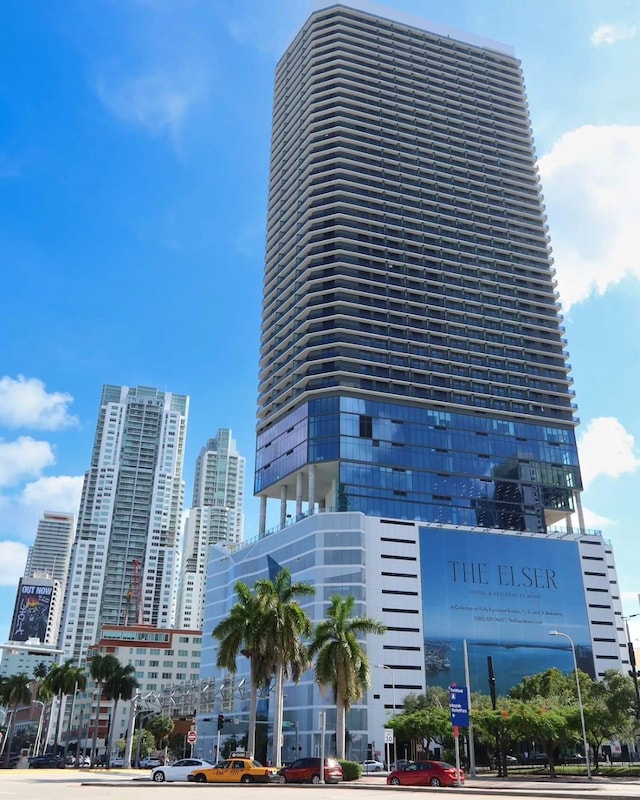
[194,774,207,783]
[375,766,381,772]
[429,777,442,786]
[241,775,252,784]
[311,775,321,785]
[391,777,401,785]
[153,771,165,783]
[278,775,287,784]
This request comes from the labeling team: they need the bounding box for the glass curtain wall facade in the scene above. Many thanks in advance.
[256,4,582,534]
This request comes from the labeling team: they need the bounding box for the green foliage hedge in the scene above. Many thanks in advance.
[339,760,362,781]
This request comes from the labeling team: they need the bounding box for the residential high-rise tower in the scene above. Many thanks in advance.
[25,511,75,585]
[177,429,245,629]
[201,3,627,764]
[255,2,582,535]
[61,385,188,664]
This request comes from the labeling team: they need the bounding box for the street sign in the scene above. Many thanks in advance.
[384,728,394,744]
[187,730,197,744]
[449,685,469,727]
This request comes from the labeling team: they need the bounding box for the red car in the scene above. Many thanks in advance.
[277,757,343,784]
[387,760,464,787]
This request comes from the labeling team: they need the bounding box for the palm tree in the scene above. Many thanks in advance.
[1,672,31,763]
[88,653,119,764]
[309,594,386,759]
[212,581,272,757]
[33,662,49,680]
[44,660,86,755]
[255,568,314,767]
[103,663,138,768]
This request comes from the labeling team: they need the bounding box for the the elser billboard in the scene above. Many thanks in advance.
[9,580,54,642]
[420,527,594,694]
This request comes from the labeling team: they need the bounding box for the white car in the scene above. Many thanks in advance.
[151,758,214,783]
[362,759,385,772]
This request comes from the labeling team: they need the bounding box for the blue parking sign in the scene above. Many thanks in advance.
[449,685,469,727]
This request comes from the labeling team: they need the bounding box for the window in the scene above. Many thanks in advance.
[359,414,373,438]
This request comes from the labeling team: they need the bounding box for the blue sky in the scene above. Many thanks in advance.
[1,0,639,645]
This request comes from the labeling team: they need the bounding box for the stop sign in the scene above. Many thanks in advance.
[187,730,197,744]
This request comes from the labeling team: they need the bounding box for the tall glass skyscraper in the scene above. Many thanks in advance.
[255,2,583,536]
[202,5,627,763]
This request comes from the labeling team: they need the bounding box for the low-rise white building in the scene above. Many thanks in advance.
[201,511,627,763]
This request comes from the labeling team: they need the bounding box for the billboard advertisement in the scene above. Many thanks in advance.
[9,580,54,642]
[420,527,594,695]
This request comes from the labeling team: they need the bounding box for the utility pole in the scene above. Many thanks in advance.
[623,615,640,720]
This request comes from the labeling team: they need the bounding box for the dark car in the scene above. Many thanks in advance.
[521,753,549,765]
[387,760,463,787]
[277,757,343,784]
[28,754,66,769]
[561,753,586,765]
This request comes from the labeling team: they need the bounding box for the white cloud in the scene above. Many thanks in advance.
[0,541,28,586]
[20,475,84,513]
[538,125,640,310]
[95,69,208,146]
[0,375,78,430]
[591,23,637,46]
[0,437,56,489]
[0,474,83,543]
[565,504,615,536]
[577,417,640,489]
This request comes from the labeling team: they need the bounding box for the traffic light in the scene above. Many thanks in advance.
[217,714,224,731]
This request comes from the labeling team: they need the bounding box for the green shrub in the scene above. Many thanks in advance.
[339,760,362,781]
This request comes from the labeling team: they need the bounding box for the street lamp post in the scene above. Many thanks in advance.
[33,701,45,757]
[375,664,396,713]
[623,614,640,720]
[549,630,591,779]
[376,664,396,768]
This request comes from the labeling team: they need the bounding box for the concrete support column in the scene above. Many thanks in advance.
[308,464,316,516]
[575,492,586,533]
[259,496,267,536]
[319,498,326,512]
[296,472,303,518]
[280,485,288,528]
[331,478,338,512]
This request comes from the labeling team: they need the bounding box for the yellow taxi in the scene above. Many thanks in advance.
[188,754,279,784]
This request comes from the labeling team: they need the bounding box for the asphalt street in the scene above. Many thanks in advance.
[0,770,639,800]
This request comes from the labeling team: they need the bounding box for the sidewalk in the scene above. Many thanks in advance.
[359,773,640,798]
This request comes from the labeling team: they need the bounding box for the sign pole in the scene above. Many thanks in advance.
[383,728,394,771]
[463,639,476,777]
[453,726,461,787]
[319,711,326,784]
[449,683,469,787]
